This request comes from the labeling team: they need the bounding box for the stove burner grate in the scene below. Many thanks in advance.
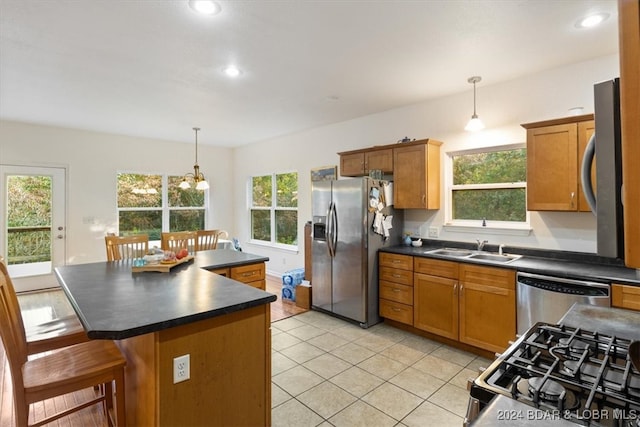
[474,322,640,427]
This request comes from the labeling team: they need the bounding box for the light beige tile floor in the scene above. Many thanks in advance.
[271,310,492,427]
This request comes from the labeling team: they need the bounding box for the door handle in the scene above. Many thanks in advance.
[331,202,338,257]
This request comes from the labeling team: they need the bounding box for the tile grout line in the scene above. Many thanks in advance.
[271,313,476,424]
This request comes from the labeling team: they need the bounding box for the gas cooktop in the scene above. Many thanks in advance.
[470,322,640,426]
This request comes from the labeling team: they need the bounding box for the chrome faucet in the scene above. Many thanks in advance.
[476,239,488,251]
[499,244,505,255]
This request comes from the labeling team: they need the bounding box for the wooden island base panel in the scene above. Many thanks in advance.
[118,304,271,426]
[55,250,275,427]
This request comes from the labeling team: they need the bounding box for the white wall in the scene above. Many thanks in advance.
[233,54,619,276]
[0,54,620,275]
[0,121,234,264]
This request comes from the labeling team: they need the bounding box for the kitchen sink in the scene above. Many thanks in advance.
[466,253,522,263]
[426,248,473,257]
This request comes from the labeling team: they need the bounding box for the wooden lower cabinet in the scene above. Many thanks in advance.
[231,262,266,289]
[210,262,266,290]
[459,264,516,353]
[116,304,271,426]
[414,272,458,340]
[381,254,516,354]
[378,253,414,325]
[612,283,640,311]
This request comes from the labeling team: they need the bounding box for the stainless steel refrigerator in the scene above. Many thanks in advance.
[311,177,402,327]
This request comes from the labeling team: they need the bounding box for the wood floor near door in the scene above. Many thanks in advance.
[0,274,307,425]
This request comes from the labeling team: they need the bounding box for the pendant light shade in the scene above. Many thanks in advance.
[465,76,485,132]
[179,127,209,190]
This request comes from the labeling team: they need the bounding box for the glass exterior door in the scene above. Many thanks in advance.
[0,165,66,291]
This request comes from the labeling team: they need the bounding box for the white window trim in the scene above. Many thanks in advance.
[443,143,532,236]
[248,172,298,251]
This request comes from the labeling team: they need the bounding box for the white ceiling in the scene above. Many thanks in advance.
[0,0,619,147]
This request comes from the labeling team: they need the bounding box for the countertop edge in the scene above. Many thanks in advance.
[88,293,278,340]
[380,245,640,286]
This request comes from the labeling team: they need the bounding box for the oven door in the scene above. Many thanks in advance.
[516,272,610,335]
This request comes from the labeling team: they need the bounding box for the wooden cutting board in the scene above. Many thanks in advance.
[132,255,194,273]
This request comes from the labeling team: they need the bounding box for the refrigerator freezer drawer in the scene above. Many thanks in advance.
[380,299,413,325]
[379,281,413,305]
[379,266,414,286]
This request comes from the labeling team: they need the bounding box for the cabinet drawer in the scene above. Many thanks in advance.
[612,284,640,311]
[230,263,265,284]
[379,253,413,271]
[379,266,413,286]
[459,264,515,290]
[379,299,413,325]
[414,257,459,279]
[210,267,230,277]
[245,280,266,290]
[379,280,413,305]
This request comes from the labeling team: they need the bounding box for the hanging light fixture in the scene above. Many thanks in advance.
[179,127,209,190]
[465,76,485,132]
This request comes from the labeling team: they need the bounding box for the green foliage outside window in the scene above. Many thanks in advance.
[452,148,526,222]
[251,172,298,245]
[252,175,272,207]
[117,173,205,238]
[453,149,526,185]
[453,189,526,221]
[6,175,52,264]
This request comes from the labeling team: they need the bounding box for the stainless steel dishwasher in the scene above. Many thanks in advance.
[516,272,610,335]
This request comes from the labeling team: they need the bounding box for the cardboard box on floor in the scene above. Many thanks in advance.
[296,281,311,309]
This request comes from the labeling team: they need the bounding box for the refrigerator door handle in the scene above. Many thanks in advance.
[327,202,335,258]
[331,201,338,256]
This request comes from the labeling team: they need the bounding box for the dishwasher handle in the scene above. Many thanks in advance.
[517,273,609,297]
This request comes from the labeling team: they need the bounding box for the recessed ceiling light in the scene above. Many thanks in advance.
[188,0,221,16]
[576,12,609,28]
[223,65,241,78]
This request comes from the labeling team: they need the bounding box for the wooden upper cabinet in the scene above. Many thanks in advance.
[339,148,393,177]
[393,139,442,209]
[618,0,640,268]
[523,115,594,211]
[340,152,365,177]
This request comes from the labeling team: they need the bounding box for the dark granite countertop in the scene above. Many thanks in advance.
[55,250,275,340]
[381,242,640,286]
[559,303,640,341]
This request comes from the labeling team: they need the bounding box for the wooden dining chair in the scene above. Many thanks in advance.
[0,261,127,426]
[195,229,229,251]
[105,234,149,261]
[0,256,89,355]
[161,231,197,253]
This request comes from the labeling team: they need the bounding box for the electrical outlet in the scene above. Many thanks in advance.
[173,354,190,384]
[428,226,439,238]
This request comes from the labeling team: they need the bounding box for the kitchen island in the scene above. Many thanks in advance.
[55,250,276,426]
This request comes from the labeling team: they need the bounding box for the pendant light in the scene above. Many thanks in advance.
[465,76,485,132]
[179,127,210,190]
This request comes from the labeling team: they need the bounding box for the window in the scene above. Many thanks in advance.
[250,172,298,248]
[447,145,527,228]
[117,173,206,240]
